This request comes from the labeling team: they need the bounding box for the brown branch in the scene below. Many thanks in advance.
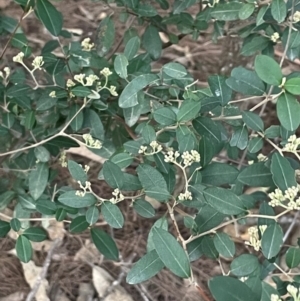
[25,238,62,301]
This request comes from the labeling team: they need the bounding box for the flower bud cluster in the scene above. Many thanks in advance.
[74,73,99,86]
[287,284,300,301]
[0,67,10,80]
[139,141,163,155]
[283,135,300,152]
[268,186,300,209]
[100,67,112,77]
[59,151,67,167]
[292,11,300,23]
[83,134,102,149]
[270,32,280,43]
[245,225,267,251]
[178,190,192,201]
[32,56,44,70]
[164,150,200,168]
[13,52,25,63]
[109,188,125,204]
[75,180,91,197]
[271,295,281,301]
[81,37,94,51]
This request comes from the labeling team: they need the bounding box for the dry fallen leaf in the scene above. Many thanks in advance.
[92,266,134,301]
[74,239,101,264]
[21,261,49,301]
[76,283,94,301]
[0,292,25,301]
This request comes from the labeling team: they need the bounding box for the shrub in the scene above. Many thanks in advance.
[1,0,300,300]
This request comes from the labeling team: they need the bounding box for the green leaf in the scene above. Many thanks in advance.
[261,282,280,301]
[147,217,168,252]
[153,228,191,278]
[177,100,201,122]
[68,104,83,132]
[199,136,215,167]
[36,0,63,36]
[0,191,15,211]
[122,173,142,191]
[209,276,260,301]
[133,199,155,218]
[163,62,188,78]
[141,124,158,144]
[238,163,274,187]
[36,199,56,215]
[101,202,124,229]
[34,146,50,162]
[154,152,170,174]
[123,104,142,127]
[201,163,238,186]
[270,153,297,191]
[126,250,164,284]
[3,113,15,129]
[0,220,11,237]
[187,237,203,262]
[230,254,259,276]
[70,216,89,233]
[208,75,232,106]
[239,3,255,20]
[283,78,300,96]
[137,164,170,201]
[29,163,49,200]
[10,218,21,232]
[136,3,158,16]
[203,187,246,215]
[55,208,66,221]
[84,109,104,140]
[230,125,248,150]
[248,137,264,153]
[200,235,219,259]
[67,160,88,184]
[102,161,124,189]
[16,235,32,263]
[193,117,222,148]
[119,74,158,108]
[153,107,177,126]
[23,227,47,242]
[58,191,96,208]
[194,204,226,233]
[256,5,268,26]
[277,93,300,131]
[261,223,283,259]
[91,228,119,261]
[214,232,235,258]
[71,86,91,97]
[285,247,300,268]
[242,111,264,132]
[114,54,128,79]
[124,36,140,60]
[254,55,282,86]
[271,0,287,23]
[142,25,162,60]
[211,3,243,21]
[95,16,115,56]
[7,84,31,98]
[173,0,196,14]
[86,206,100,225]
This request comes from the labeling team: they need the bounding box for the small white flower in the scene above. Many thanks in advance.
[84,165,90,173]
[4,67,10,78]
[283,134,300,152]
[150,141,163,153]
[138,145,148,154]
[67,79,76,87]
[85,74,99,86]
[257,153,267,162]
[270,32,280,43]
[49,91,56,98]
[268,188,285,207]
[82,133,102,149]
[109,85,118,96]
[81,37,94,51]
[100,67,112,77]
[287,284,299,299]
[271,294,282,301]
[110,188,125,203]
[178,190,192,201]
[13,52,24,63]
[32,56,44,70]
[74,73,86,85]
[292,11,300,23]
[248,160,254,165]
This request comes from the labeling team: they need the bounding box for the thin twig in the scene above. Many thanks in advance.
[25,238,62,301]
[283,211,300,243]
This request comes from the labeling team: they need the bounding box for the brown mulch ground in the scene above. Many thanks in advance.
[1,0,300,300]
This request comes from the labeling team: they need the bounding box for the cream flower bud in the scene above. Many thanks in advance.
[81,37,94,51]
[100,67,112,77]
[32,56,44,70]
[13,52,24,63]
[49,91,56,98]
[67,79,76,87]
